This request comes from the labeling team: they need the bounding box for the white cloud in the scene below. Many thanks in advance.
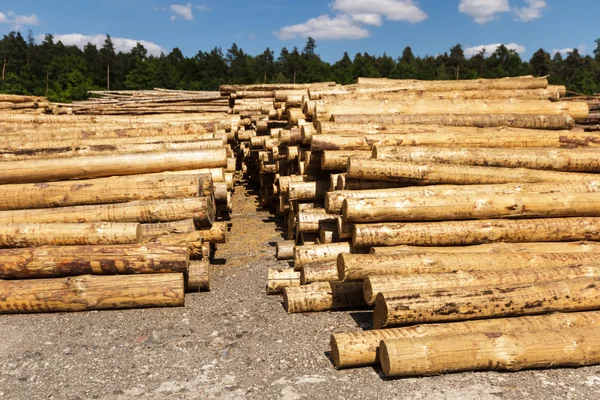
[196,4,210,11]
[552,47,573,56]
[459,0,509,24]
[0,12,8,23]
[331,0,428,24]
[513,0,546,22]
[47,34,165,56]
[275,15,371,40]
[14,14,39,26]
[170,3,194,21]
[464,42,526,57]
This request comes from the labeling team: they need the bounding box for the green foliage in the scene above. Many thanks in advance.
[1,33,600,101]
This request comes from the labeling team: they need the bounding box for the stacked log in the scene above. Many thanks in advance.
[251,76,600,377]
[0,91,239,314]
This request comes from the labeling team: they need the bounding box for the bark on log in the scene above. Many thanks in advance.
[353,217,600,247]
[331,113,575,130]
[355,76,548,91]
[380,328,600,377]
[326,181,600,214]
[288,181,329,201]
[186,260,210,292]
[0,244,188,279]
[199,221,228,244]
[294,242,353,266]
[0,173,204,210]
[374,147,600,172]
[296,212,338,233]
[276,240,296,260]
[283,281,365,313]
[140,219,197,238]
[0,273,184,313]
[343,192,600,223]
[0,197,215,227]
[364,265,600,305]
[373,276,600,328]
[146,232,203,258]
[0,223,141,248]
[266,268,301,295]
[339,252,600,281]
[301,261,339,284]
[370,241,600,255]
[0,149,228,184]
[321,151,372,170]
[331,311,600,369]
[346,159,599,185]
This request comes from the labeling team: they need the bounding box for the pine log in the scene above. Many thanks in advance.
[294,242,353,266]
[267,268,301,295]
[346,159,599,185]
[301,261,339,284]
[288,181,329,201]
[0,244,188,279]
[339,252,600,281]
[343,192,600,223]
[374,147,600,172]
[370,241,600,255]
[276,240,296,260]
[283,281,365,313]
[353,217,600,247]
[199,221,228,244]
[364,265,600,305]
[331,113,575,130]
[0,223,141,248]
[186,260,210,292]
[380,328,600,377]
[319,226,335,244]
[0,149,228,184]
[0,273,184,313]
[326,181,600,214]
[147,232,203,258]
[0,173,204,210]
[373,276,600,328]
[331,311,600,369]
[296,211,338,233]
[321,151,372,170]
[355,76,548,91]
[341,178,403,191]
[0,197,215,227]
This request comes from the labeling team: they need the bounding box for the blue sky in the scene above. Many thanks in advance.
[0,0,598,62]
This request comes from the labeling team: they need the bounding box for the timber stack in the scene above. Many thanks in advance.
[0,100,239,314]
[254,75,600,377]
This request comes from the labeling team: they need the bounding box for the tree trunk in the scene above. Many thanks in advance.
[276,240,296,260]
[199,221,228,244]
[370,241,600,255]
[300,261,339,284]
[346,159,599,185]
[0,273,184,314]
[353,217,600,247]
[0,223,141,248]
[321,150,372,170]
[266,268,300,295]
[0,149,228,184]
[355,76,548,90]
[331,311,600,369]
[296,211,338,233]
[373,276,600,328]
[364,265,600,305]
[283,281,365,313]
[342,192,600,223]
[0,244,188,279]
[0,197,215,227]
[294,242,352,266]
[288,181,329,201]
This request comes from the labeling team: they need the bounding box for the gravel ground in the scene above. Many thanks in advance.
[2,179,600,400]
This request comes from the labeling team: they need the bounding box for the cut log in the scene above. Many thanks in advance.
[355,76,549,91]
[0,244,188,279]
[0,223,141,248]
[353,217,600,247]
[140,219,196,238]
[0,273,184,313]
[288,181,329,201]
[370,241,600,255]
[276,240,296,260]
[296,212,338,233]
[0,173,205,211]
[364,265,600,305]
[146,232,203,258]
[343,192,600,223]
[374,147,600,172]
[0,149,228,184]
[326,181,600,214]
[339,252,600,281]
[373,276,600,328]
[283,281,365,313]
[0,197,215,227]
[294,242,353,266]
[301,261,339,284]
[331,113,575,130]
[267,268,301,295]
[186,260,210,292]
[331,311,600,369]
[199,221,229,244]
[346,159,599,185]
[380,328,600,377]
[321,151,372,170]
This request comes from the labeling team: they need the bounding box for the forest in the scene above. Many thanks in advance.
[0,31,599,102]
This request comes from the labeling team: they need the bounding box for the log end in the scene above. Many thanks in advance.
[379,339,392,376]
[330,334,343,369]
[186,260,210,292]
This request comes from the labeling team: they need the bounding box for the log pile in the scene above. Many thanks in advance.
[0,94,50,113]
[0,103,238,313]
[252,76,600,377]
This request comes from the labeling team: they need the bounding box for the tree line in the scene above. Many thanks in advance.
[1,31,599,102]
